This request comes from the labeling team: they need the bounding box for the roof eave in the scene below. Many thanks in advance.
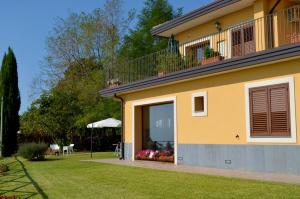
[151,0,240,37]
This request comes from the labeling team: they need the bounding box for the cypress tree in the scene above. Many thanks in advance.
[1,47,21,157]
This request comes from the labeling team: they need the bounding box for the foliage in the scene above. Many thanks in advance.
[1,48,21,157]
[21,0,180,150]
[119,0,182,59]
[204,47,220,59]
[0,163,8,173]
[21,0,123,148]
[18,143,48,161]
[32,0,134,95]
[21,63,120,147]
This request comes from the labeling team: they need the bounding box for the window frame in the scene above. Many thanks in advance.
[245,77,296,143]
[192,91,207,117]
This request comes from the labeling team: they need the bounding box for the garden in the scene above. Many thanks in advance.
[1,152,300,199]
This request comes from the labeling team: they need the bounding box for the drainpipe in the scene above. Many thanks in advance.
[269,0,281,14]
[114,94,124,160]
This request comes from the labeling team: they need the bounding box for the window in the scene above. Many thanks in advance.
[186,41,210,66]
[245,77,296,143]
[192,92,207,117]
[231,22,255,57]
[249,83,290,137]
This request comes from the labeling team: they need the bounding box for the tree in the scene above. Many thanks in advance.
[21,0,183,150]
[31,0,133,96]
[1,48,21,157]
[119,0,182,59]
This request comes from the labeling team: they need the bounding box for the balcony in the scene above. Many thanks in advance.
[104,5,300,89]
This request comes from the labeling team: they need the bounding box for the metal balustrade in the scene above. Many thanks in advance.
[105,6,300,88]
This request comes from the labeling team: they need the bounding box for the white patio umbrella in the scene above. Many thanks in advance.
[87,118,121,128]
[86,118,121,158]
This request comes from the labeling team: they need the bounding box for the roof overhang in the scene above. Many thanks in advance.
[151,0,255,37]
[101,44,300,97]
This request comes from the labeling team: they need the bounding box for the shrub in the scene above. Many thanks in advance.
[0,163,8,173]
[18,143,48,161]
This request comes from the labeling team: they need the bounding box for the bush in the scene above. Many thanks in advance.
[0,163,8,173]
[18,143,48,161]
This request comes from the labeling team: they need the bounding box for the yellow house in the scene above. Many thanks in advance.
[102,0,300,175]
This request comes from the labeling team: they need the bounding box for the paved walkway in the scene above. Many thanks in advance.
[82,158,300,185]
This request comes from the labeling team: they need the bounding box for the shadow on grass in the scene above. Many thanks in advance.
[16,157,49,199]
[0,157,49,199]
[41,157,61,161]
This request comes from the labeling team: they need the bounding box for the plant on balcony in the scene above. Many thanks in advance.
[107,78,121,88]
[201,47,224,65]
[288,32,300,44]
[156,51,182,77]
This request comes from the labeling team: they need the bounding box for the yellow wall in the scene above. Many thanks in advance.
[121,0,300,147]
[122,58,300,145]
[176,6,254,44]
[176,0,297,56]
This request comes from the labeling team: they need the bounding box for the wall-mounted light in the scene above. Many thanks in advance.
[215,21,222,32]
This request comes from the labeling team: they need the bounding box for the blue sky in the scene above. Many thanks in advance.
[0,0,210,113]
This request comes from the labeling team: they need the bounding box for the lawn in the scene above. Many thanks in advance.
[1,153,300,199]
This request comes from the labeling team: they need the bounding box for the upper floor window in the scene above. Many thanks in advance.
[186,41,210,65]
[231,22,255,57]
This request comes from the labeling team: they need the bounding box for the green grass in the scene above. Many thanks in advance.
[1,152,300,199]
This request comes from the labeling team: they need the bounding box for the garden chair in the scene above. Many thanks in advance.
[50,144,60,156]
[113,143,120,157]
[63,146,69,155]
[68,144,74,154]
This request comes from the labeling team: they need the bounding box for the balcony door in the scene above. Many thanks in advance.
[186,41,210,67]
[231,23,255,57]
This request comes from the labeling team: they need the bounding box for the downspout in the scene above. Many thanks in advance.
[269,0,281,14]
[114,94,124,160]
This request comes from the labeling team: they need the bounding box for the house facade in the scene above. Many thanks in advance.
[101,0,300,175]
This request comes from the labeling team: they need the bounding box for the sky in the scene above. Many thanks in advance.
[0,0,210,114]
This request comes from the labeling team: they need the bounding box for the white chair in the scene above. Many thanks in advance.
[63,146,69,155]
[50,144,60,156]
[113,143,120,157]
[68,144,74,154]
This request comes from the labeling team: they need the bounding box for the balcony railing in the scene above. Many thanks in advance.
[105,5,300,88]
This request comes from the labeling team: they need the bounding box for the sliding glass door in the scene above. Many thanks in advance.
[140,103,174,161]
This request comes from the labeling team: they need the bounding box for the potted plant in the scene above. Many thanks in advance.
[201,47,224,65]
[107,79,121,88]
[288,32,300,44]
